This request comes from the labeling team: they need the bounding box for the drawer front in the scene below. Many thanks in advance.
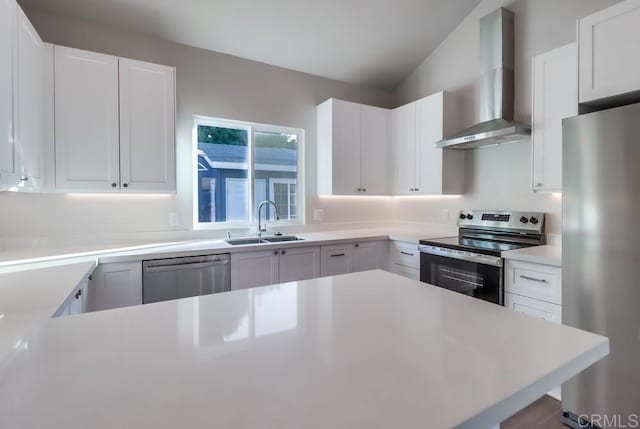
[390,241,419,269]
[505,292,562,324]
[505,259,562,305]
[389,263,419,281]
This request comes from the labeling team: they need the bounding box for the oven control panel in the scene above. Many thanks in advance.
[457,210,544,233]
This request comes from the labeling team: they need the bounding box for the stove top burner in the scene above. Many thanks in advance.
[419,210,547,257]
[418,236,535,256]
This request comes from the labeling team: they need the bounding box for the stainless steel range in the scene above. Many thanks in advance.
[418,210,545,305]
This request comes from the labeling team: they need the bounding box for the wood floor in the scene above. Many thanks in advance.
[502,395,566,429]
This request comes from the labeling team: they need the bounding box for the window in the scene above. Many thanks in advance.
[194,117,303,228]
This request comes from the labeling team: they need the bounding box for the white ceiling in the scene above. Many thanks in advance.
[19,0,482,90]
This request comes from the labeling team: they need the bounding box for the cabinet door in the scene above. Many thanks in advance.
[331,99,361,195]
[532,43,577,192]
[392,102,416,195]
[0,0,18,187]
[54,46,119,191]
[231,250,279,290]
[360,104,390,195]
[579,0,640,103]
[415,93,443,194]
[16,6,44,189]
[353,241,385,272]
[320,244,354,277]
[87,262,142,312]
[505,292,562,324]
[119,58,176,192]
[278,246,321,283]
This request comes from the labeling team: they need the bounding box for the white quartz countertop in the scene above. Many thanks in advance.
[0,260,97,364]
[0,270,607,429]
[502,245,562,267]
[0,227,451,267]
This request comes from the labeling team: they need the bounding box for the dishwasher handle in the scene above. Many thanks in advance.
[144,258,229,273]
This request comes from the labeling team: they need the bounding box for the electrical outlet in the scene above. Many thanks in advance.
[313,209,325,222]
[169,212,179,226]
[442,209,450,223]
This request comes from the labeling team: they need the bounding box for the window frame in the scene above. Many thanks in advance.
[192,116,305,230]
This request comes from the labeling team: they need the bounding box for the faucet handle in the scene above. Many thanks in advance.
[226,231,231,239]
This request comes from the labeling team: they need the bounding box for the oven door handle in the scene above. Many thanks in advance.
[417,245,503,267]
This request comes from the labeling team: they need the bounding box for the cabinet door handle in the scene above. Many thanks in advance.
[330,253,345,257]
[520,275,548,283]
[123,183,129,188]
[354,243,359,248]
[20,176,29,181]
[415,188,419,191]
[281,250,286,255]
[362,188,366,192]
[274,250,278,255]
[400,251,414,256]
[111,182,117,188]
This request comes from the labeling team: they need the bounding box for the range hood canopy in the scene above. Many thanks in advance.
[436,8,530,149]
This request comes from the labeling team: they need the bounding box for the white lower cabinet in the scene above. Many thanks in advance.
[505,292,562,324]
[505,258,563,400]
[320,240,386,277]
[54,276,89,317]
[388,240,420,280]
[320,244,354,276]
[87,261,142,312]
[231,246,320,290]
[278,246,321,283]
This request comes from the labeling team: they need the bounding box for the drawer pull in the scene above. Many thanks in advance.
[520,275,548,283]
[330,253,345,257]
[400,251,414,256]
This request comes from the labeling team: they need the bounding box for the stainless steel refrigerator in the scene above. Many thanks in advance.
[562,102,640,428]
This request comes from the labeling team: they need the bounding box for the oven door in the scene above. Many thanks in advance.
[418,245,503,305]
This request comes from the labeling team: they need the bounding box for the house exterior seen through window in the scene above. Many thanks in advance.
[194,118,303,228]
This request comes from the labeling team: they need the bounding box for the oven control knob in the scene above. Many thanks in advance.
[520,216,529,224]
[459,213,467,220]
[466,214,474,220]
[529,217,539,225]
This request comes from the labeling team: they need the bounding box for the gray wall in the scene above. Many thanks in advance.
[391,0,622,235]
[0,7,394,239]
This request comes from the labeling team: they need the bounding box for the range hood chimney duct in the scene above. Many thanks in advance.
[436,8,530,149]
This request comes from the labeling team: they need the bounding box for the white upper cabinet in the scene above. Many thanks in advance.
[393,91,464,195]
[55,46,176,193]
[54,46,120,191]
[360,104,390,195]
[0,0,18,188]
[317,98,390,196]
[532,43,578,192]
[579,0,640,104]
[391,102,416,195]
[119,58,175,192]
[16,6,44,190]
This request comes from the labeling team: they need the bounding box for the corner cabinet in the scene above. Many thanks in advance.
[578,0,640,104]
[531,43,577,192]
[86,261,143,312]
[317,98,390,196]
[54,46,176,193]
[392,91,464,195]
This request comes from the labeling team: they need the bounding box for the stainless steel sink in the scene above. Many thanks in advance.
[225,238,267,245]
[225,235,304,245]
[263,236,304,243]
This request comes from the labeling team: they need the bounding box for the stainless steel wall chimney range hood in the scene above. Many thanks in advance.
[436,8,530,149]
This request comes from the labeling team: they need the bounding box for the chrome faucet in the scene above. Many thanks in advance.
[257,200,280,236]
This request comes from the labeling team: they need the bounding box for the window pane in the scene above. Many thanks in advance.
[196,125,249,223]
[255,131,298,221]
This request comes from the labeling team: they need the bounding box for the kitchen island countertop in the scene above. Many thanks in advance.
[0,270,607,429]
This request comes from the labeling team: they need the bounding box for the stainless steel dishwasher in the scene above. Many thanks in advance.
[142,254,230,304]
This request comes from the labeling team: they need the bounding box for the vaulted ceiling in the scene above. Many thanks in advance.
[19,0,482,90]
